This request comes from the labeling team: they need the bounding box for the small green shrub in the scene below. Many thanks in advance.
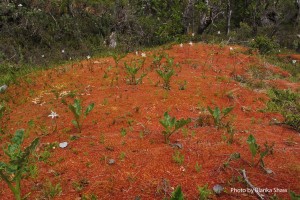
[247,134,274,167]
[68,99,95,133]
[172,150,184,165]
[110,53,127,68]
[124,60,147,85]
[159,112,191,143]
[170,185,184,200]
[198,184,212,200]
[0,129,39,200]
[207,106,234,128]
[250,36,279,54]
[156,68,174,90]
[42,180,62,199]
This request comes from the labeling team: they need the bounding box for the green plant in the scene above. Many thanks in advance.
[119,152,126,161]
[68,99,95,133]
[195,162,202,173]
[267,89,300,132]
[152,52,165,69]
[198,184,212,200]
[207,106,234,128]
[110,53,127,68]
[42,180,62,199]
[172,150,184,165]
[289,190,300,200]
[156,68,174,90]
[124,60,147,85]
[170,185,184,200]
[0,129,39,200]
[225,123,235,144]
[247,134,258,166]
[120,128,127,137]
[72,179,89,192]
[159,112,191,143]
[247,134,274,167]
[250,36,279,54]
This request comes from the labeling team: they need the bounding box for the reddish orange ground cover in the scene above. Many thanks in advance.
[0,43,300,199]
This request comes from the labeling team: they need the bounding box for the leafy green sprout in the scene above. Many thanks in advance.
[198,184,212,200]
[110,52,127,68]
[156,68,174,90]
[124,60,147,85]
[159,112,191,143]
[0,129,40,200]
[68,99,95,133]
[170,185,184,200]
[247,134,274,167]
[247,134,258,166]
[207,106,234,128]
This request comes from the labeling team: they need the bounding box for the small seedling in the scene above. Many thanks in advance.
[247,134,258,166]
[124,60,147,85]
[207,106,234,128]
[172,150,184,165]
[198,184,212,200]
[247,134,274,167]
[156,68,174,90]
[42,180,62,199]
[110,52,127,68]
[159,112,191,143]
[68,99,95,133]
[170,185,184,200]
[0,129,39,200]
[195,162,202,173]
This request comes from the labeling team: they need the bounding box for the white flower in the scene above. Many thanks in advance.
[61,49,65,53]
[192,33,195,37]
[189,41,193,46]
[18,4,22,7]
[87,55,91,59]
[217,31,221,35]
[229,47,233,51]
[180,43,183,48]
[41,54,45,58]
[292,60,297,64]
[48,111,59,119]
[278,50,281,53]
[135,51,139,56]
[141,52,146,58]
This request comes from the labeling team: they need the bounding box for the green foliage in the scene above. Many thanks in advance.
[159,112,191,143]
[289,190,300,200]
[250,36,279,54]
[247,134,258,165]
[124,60,147,85]
[247,134,274,167]
[267,89,300,132]
[170,185,184,200]
[42,180,62,199]
[172,150,184,165]
[156,68,174,90]
[198,184,212,200]
[0,129,39,200]
[68,99,95,133]
[110,53,127,68]
[207,106,234,128]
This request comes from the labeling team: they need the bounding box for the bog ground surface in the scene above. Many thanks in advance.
[0,43,300,199]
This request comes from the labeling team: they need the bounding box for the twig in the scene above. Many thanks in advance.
[241,169,265,200]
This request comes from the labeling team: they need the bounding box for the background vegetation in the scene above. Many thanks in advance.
[0,0,300,84]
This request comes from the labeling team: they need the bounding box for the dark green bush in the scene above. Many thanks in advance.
[250,36,279,54]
